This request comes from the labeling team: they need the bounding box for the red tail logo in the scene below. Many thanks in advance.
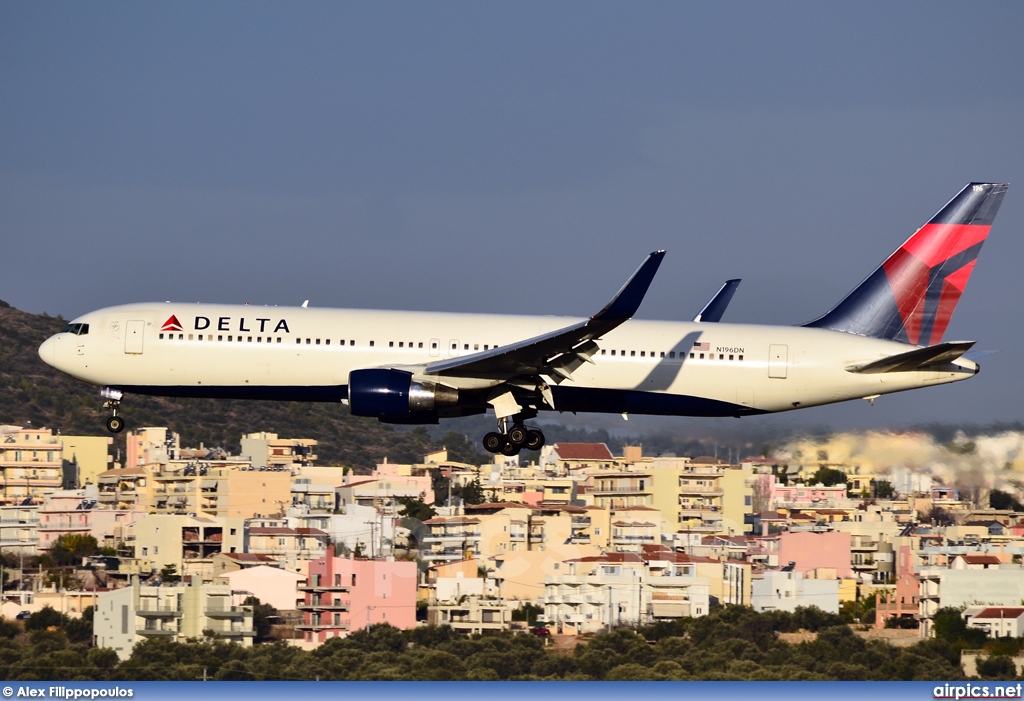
[161,315,183,332]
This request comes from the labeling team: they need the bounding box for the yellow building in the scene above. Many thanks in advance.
[59,435,114,487]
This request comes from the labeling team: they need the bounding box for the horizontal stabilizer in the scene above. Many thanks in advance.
[846,341,975,374]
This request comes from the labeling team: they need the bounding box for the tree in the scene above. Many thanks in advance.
[989,489,1023,512]
[159,564,181,584]
[874,480,896,499]
[49,534,99,567]
[932,606,987,647]
[25,606,65,631]
[397,497,435,522]
[242,596,279,642]
[809,467,848,488]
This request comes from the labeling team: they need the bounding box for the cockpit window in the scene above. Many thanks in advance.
[60,323,89,336]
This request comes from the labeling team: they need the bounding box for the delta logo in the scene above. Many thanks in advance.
[161,315,184,332]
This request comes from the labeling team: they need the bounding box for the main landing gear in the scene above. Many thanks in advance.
[101,387,125,433]
[482,416,545,456]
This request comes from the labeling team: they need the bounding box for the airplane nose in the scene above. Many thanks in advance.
[39,335,56,367]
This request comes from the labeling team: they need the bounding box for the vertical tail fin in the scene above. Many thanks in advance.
[805,182,1008,344]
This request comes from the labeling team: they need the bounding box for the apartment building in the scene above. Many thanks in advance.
[131,513,245,581]
[297,546,416,643]
[0,425,63,504]
[94,577,254,660]
[59,435,114,488]
[0,503,39,556]
[541,553,709,635]
[239,432,317,469]
[751,571,841,614]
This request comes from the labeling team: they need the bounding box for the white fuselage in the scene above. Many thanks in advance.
[38,302,978,418]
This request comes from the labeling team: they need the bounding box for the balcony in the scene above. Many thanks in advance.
[298,600,350,612]
[136,605,182,617]
[205,626,254,637]
[136,627,177,636]
[298,584,350,594]
[296,622,350,632]
[205,604,252,618]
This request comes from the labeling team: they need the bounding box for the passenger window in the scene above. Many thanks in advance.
[689,353,694,359]
[432,342,438,349]
[159,333,164,340]
[611,350,616,356]
[178,334,184,340]
[188,334,193,341]
[630,351,635,357]
[257,337,262,343]
[276,337,281,344]
[248,336,253,342]
[640,351,645,357]
[729,354,734,360]
[719,354,723,360]
[316,339,320,345]
[350,340,354,346]
[369,341,374,347]
[464,343,469,350]
[738,354,744,361]
[601,349,606,355]
[296,338,301,344]
[474,344,479,350]
[699,353,704,359]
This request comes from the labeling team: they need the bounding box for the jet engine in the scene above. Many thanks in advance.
[348,368,459,422]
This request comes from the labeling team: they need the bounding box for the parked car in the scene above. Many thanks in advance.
[15,611,31,620]
[530,626,551,637]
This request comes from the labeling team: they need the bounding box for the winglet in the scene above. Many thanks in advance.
[693,279,741,322]
[591,250,666,323]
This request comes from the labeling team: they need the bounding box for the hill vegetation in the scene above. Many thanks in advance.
[0,605,987,681]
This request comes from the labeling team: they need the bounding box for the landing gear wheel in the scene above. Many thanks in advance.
[507,425,528,446]
[500,440,521,457]
[525,429,545,451]
[483,432,504,453]
[106,416,125,433]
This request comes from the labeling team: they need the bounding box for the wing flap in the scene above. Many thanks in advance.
[846,340,975,374]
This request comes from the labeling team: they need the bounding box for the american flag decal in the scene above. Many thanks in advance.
[693,341,710,351]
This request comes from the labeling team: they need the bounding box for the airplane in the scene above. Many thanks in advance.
[38,182,1008,456]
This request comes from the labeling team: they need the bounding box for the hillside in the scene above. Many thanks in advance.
[0,301,485,471]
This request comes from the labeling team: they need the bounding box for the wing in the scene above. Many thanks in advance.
[423,250,666,383]
[692,279,741,322]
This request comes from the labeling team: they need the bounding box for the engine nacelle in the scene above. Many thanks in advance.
[348,368,459,421]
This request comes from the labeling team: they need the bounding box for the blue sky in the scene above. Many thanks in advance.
[3,2,1024,429]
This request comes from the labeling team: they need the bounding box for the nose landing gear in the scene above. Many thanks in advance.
[101,387,125,433]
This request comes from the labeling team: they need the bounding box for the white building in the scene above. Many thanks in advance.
[918,563,1024,636]
[967,607,1024,639]
[541,554,709,635]
[94,577,254,660]
[751,571,840,614]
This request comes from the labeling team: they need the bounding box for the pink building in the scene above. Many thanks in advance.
[775,531,852,578]
[772,483,848,506]
[876,544,920,629]
[297,545,417,643]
